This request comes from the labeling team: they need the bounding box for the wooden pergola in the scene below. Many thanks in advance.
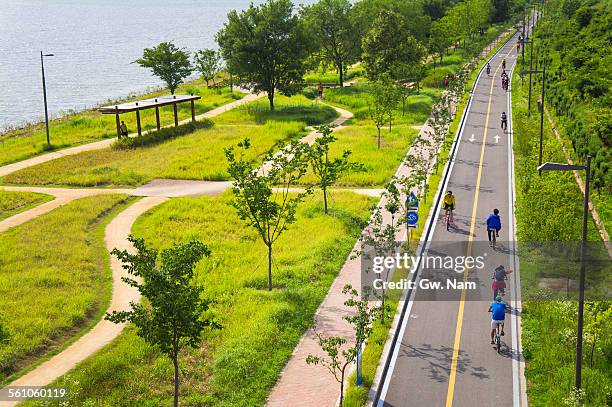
[99,94,201,137]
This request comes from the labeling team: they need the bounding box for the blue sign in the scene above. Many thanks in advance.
[406,192,419,210]
[407,211,419,227]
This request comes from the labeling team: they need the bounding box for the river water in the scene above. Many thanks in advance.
[0,0,314,132]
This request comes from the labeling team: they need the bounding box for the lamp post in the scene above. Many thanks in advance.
[40,51,54,147]
[538,157,592,391]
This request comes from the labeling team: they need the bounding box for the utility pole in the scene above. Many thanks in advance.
[538,65,546,175]
[528,41,534,116]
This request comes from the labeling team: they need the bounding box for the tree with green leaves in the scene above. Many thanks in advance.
[302,0,358,88]
[361,10,425,81]
[306,284,381,407]
[308,124,364,214]
[225,139,312,290]
[216,0,312,110]
[369,75,400,148]
[429,16,453,65]
[194,48,222,87]
[105,237,220,407]
[135,42,192,94]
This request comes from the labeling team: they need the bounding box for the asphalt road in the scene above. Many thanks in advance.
[379,27,528,407]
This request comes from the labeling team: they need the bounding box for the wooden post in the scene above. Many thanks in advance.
[135,102,142,136]
[115,106,121,138]
[173,95,178,127]
[191,100,195,122]
[155,100,160,130]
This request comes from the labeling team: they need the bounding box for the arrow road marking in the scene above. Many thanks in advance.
[469,134,476,142]
[494,135,500,143]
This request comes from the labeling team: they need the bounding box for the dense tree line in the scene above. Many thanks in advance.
[536,0,611,192]
[215,0,525,109]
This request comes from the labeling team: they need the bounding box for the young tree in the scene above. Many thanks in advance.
[194,48,221,87]
[306,284,381,407]
[225,139,312,290]
[106,237,220,407]
[135,42,192,94]
[369,75,399,148]
[216,0,312,110]
[361,10,425,81]
[308,124,364,214]
[302,0,358,87]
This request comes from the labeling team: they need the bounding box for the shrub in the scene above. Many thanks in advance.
[112,119,214,150]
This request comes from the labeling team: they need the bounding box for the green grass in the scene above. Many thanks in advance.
[300,124,419,187]
[512,51,612,406]
[0,190,53,221]
[0,81,243,167]
[0,121,306,187]
[0,194,132,380]
[213,94,338,126]
[25,191,376,406]
[322,83,441,125]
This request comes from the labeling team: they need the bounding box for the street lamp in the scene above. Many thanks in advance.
[538,158,592,392]
[40,51,54,147]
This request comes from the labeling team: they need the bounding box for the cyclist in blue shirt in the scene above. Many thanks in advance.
[488,296,507,344]
[486,209,502,247]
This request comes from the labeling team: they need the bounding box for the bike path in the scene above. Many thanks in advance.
[379,28,525,407]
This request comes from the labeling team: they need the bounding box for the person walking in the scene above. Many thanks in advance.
[317,82,324,99]
[500,112,508,130]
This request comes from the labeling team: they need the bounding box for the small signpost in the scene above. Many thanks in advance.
[405,192,419,248]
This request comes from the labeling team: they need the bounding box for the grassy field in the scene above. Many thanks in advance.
[0,81,243,167]
[0,194,132,381]
[213,94,338,126]
[1,95,337,188]
[300,124,420,187]
[0,190,53,221]
[512,58,612,406]
[1,122,305,187]
[25,191,376,406]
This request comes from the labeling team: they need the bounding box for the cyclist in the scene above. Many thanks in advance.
[443,190,455,224]
[486,208,502,247]
[488,295,507,344]
[517,41,521,52]
[492,265,513,299]
[501,111,508,130]
[502,58,506,70]
[486,62,491,75]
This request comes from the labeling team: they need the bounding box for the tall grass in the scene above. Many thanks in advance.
[512,55,612,406]
[0,194,132,380]
[0,81,242,167]
[0,191,53,221]
[1,121,306,187]
[24,191,376,406]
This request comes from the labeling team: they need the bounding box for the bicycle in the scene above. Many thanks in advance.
[494,322,503,353]
[444,207,453,231]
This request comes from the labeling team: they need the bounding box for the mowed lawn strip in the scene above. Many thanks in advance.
[300,124,420,187]
[212,94,338,126]
[0,190,53,221]
[25,191,375,406]
[1,96,338,188]
[0,194,133,381]
[0,83,243,167]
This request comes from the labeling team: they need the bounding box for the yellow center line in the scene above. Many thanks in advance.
[445,45,515,407]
